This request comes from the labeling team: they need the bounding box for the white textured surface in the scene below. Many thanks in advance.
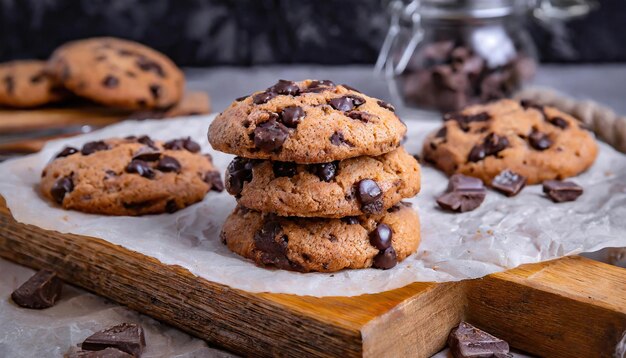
[0,114,625,297]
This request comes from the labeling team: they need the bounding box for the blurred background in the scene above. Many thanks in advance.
[1,0,625,65]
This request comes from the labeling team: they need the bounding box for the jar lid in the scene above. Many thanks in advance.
[417,0,528,19]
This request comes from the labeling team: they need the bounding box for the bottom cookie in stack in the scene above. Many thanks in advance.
[221,203,420,273]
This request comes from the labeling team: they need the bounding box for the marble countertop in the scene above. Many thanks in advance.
[1,64,625,357]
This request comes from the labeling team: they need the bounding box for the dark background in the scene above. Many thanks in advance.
[0,0,625,66]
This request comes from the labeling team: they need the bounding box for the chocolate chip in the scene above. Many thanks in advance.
[156,156,181,173]
[435,126,447,138]
[81,141,109,155]
[132,147,161,161]
[226,157,255,196]
[373,247,397,269]
[149,84,161,99]
[520,99,542,111]
[492,170,527,196]
[347,111,376,123]
[10,269,63,309]
[549,116,569,129]
[341,216,359,225]
[55,146,79,159]
[377,100,395,112]
[309,80,335,88]
[136,99,148,108]
[448,322,511,358]
[272,162,297,177]
[163,137,201,152]
[357,179,383,214]
[468,133,509,162]
[543,180,583,203]
[30,72,45,84]
[309,161,338,182]
[437,190,486,213]
[165,200,179,213]
[203,171,224,192]
[104,170,117,179]
[136,57,165,77]
[467,144,487,162]
[329,96,355,111]
[4,75,14,94]
[102,75,119,88]
[447,174,484,192]
[252,91,276,104]
[330,131,352,146]
[81,323,146,357]
[348,95,366,106]
[235,95,249,102]
[280,106,305,128]
[528,130,552,150]
[254,220,299,270]
[254,118,290,152]
[51,176,74,204]
[369,223,392,250]
[126,160,155,178]
[270,79,300,96]
[444,112,491,132]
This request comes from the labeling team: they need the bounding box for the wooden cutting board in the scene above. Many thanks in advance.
[0,197,624,357]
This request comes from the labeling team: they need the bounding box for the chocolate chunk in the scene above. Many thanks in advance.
[67,347,133,358]
[329,96,355,112]
[55,146,79,159]
[469,133,509,162]
[369,224,392,250]
[126,160,155,179]
[136,57,165,77]
[203,171,224,192]
[492,170,527,196]
[280,106,305,128]
[163,137,201,152]
[252,91,276,104]
[309,161,338,182]
[357,179,383,214]
[30,72,45,84]
[149,84,161,99]
[270,79,300,96]
[444,112,491,132]
[520,99,542,111]
[528,130,552,151]
[549,116,569,129]
[348,95,366,106]
[447,174,484,192]
[51,176,74,204]
[543,180,583,203]
[226,157,255,196]
[11,269,63,309]
[235,95,249,102]
[373,246,397,269]
[102,75,119,88]
[254,219,300,270]
[136,135,156,148]
[254,118,290,152]
[377,100,395,112]
[448,322,511,358]
[341,216,359,225]
[165,199,179,213]
[156,156,181,173]
[81,141,109,155]
[81,323,146,357]
[132,147,161,161]
[467,144,487,162]
[4,75,14,94]
[347,111,376,123]
[272,161,297,177]
[437,190,486,212]
[330,131,352,146]
[309,80,335,88]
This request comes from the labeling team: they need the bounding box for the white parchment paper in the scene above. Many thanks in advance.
[1,115,625,297]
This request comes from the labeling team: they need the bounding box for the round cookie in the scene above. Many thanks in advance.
[422,99,598,185]
[226,147,421,218]
[208,79,406,164]
[221,203,420,273]
[46,37,184,110]
[0,60,67,108]
[40,136,223,216]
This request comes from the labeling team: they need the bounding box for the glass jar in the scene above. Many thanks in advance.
[379,0,538,113]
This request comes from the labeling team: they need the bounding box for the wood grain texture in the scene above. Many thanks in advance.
[0,196,624,357]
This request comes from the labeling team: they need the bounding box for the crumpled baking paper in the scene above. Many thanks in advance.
[0,115,625,297]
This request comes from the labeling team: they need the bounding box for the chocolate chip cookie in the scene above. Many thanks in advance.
[221,203,420,272]
[0,60,67,108]
[40,136,222,215]
[226,147,421,218]
[46,37,184,109]
[208,79,406,163]
[422,99,598,185]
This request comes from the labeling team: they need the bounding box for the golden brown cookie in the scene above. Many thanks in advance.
[0,60,67,108]
[208,79,406,164]
[46,37,184,109]
[40,136,223,216]
[422,99,598,185]
[225,147,421,218]
[221,203,420,272]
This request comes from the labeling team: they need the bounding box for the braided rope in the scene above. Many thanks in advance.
[514,87,626,153]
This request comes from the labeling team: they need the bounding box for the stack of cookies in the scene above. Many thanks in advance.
[209,79,421,272]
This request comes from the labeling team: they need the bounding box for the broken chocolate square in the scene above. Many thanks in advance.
[81,323,146,357]
[11,269,63,309]
[448,321,512,358]
[491,170,527,197]
[543,180,583,203]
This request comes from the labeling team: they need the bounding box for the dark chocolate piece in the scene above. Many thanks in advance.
[357,179,383,214]
[272,161,297,178]
[254,118,290,152]
[448,322,511,358]
[132,147,161,162]
[280,106,305,128]
[163,137,201,153]
[156,156,181,173]
[372,246,397,269]
[270,80,300,96]
[126,160,155,179]
[81,141,109,156]
[309,161,338,182]
[491,170,527,197]
[51,176,74,204]
[549,116,569,129]
[81,323,146,357]
[11,269,63,309]
[468,133,509,162]
[437,174,486,213]
[136,57,165,77]
[102,75,119,88]
[347,111,376,123]
[226,157,255,196]
[447,174,484,192]
[254,219,302,271]
[369,224,392,250]
[341,216,359,225]
[329,96,355,112]
[528,130,552,151]
[55,147,79,159]
[329,131,352,146]
[377,100,395,112]
[543,180,583,203]
[203,171,224,192]
[252,91,276,104]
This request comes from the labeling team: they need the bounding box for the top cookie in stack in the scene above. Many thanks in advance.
[209,80,422,272]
